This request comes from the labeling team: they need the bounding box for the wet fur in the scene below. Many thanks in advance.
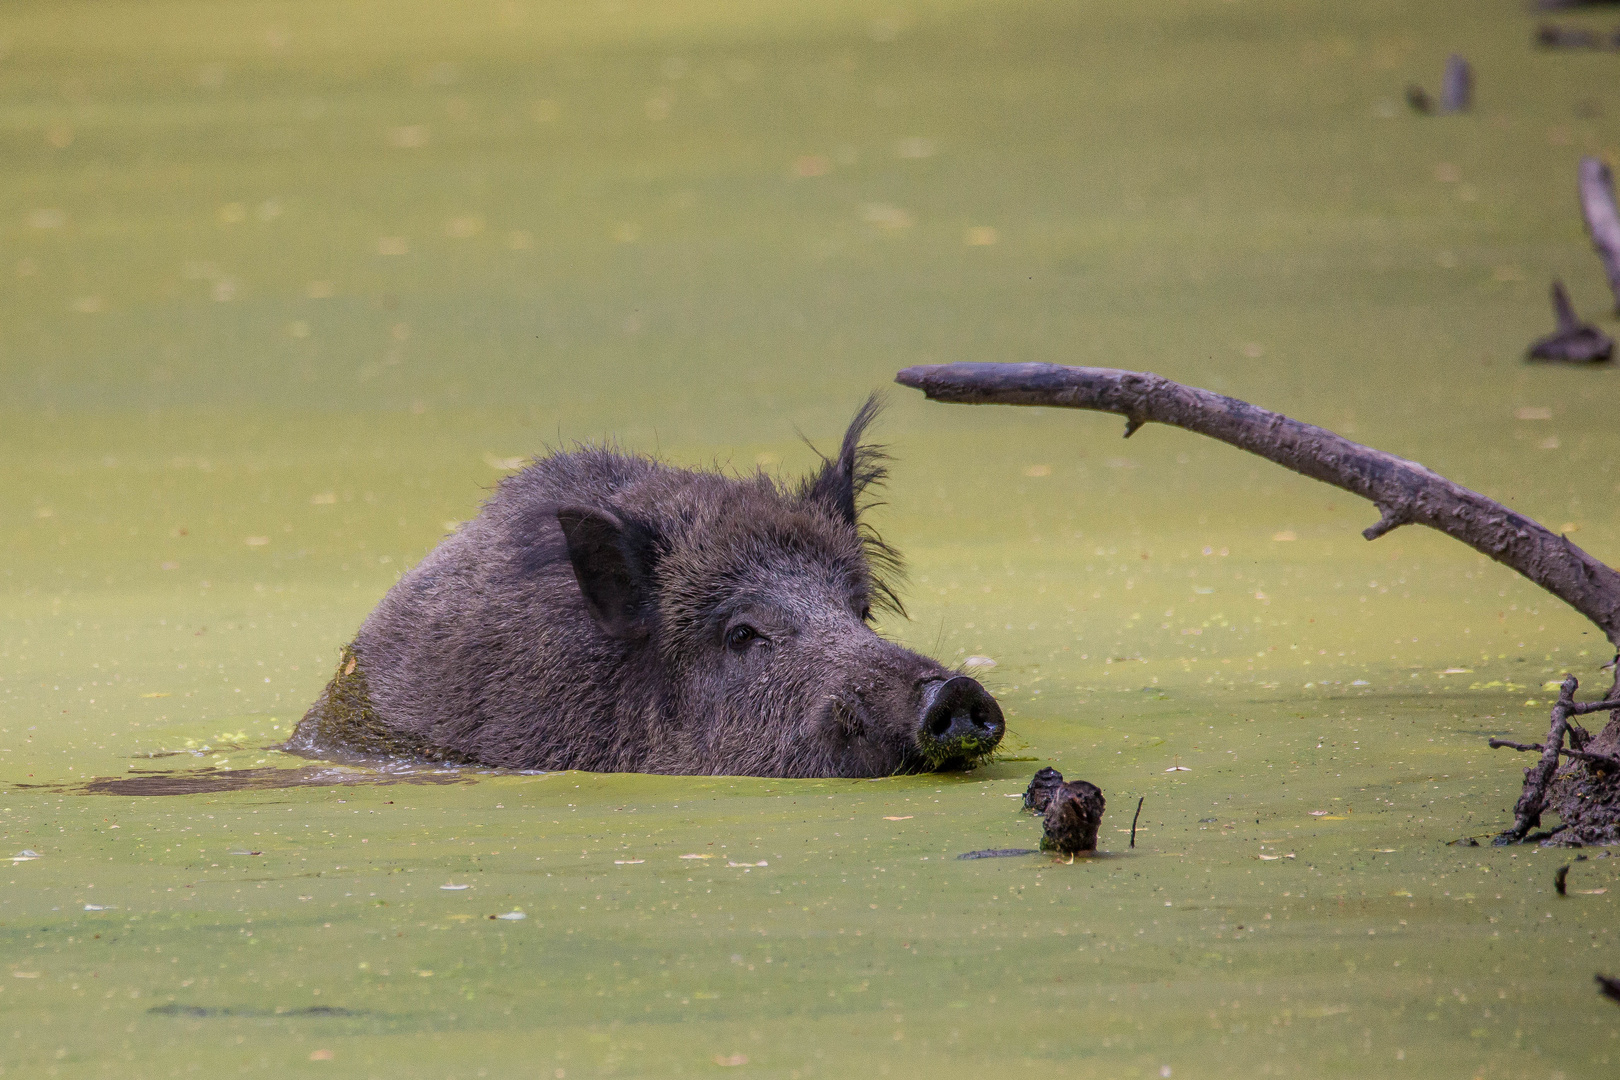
[291,400,987,777]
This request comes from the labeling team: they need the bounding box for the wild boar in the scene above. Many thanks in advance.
[289,399,1003,777]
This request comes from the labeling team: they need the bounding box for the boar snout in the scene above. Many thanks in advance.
[917,676,1003,764]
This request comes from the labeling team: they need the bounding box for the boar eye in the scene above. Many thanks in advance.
[725,624,760,652]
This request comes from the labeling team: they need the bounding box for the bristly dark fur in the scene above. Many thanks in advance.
[289,399,1001,777]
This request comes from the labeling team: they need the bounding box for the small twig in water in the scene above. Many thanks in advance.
[1130,796,1144,849]
[1527,280,1614,363]
[1441,54,1472,113]
[1556,864,1571,896]
[1488,736,1620,768]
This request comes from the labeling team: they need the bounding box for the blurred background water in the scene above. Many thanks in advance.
[3,1,1620,1076]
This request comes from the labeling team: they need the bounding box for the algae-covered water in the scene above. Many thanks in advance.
[4,0,1620,1075]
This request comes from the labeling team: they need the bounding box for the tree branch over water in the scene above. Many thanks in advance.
[895,362,1620,647]
[1580,156,1620,314]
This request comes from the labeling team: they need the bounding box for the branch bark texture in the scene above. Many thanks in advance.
[895,362,1620,646]
[1498,676,1588,843]
[1580,156,1620,313]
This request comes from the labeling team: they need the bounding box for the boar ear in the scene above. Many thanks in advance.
[556,506,655,639]
[800,395,908,618]
[803,394,888,526]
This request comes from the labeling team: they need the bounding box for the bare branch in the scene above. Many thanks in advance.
[1580,156,1620,313]
[1488,737,1620,769]
[1362,507,1409,541]
[1441,54,1472,113]
[1498,676,1582,843]
[1529,280,1614,363]
[895,362,1620,646]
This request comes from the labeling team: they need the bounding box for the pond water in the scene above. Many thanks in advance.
[3,0,1619,1076]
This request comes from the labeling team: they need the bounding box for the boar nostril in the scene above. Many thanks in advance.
[919,676,1004,751]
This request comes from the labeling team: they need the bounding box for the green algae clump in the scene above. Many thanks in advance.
[290,645,472,764]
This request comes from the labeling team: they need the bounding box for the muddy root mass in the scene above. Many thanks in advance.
[1491,675,1620,846]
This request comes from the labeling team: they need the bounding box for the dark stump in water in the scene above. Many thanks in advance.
[1023,766,1065,814]
[1543,733,1620,845]
[1490,675,1620,846]
[1040,780,1106,855]
[1528,281,1614,363]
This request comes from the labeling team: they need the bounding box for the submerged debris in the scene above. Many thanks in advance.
[1022,767,1064,814]
[1441,54,1473,113]
[11,763,473,798]
[1528,281,1614,363]
[1405,55,1472,115]
[956,848,1039,860]
[148,1003,363,1018]
[1020,767,1107,855]
[1598,973,1620,1005]
[1042,780,1106,854]
[1536,23,1620,49]
[1490,674,1620,845]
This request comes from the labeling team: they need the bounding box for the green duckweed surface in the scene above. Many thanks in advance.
[3,0,1620,1075]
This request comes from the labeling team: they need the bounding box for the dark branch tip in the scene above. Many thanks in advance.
[1559,674,1579,705]
[1362,507,1409,542]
